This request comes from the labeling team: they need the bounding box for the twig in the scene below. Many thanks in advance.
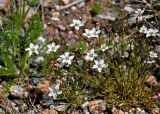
[57,0,84,11]
[33,2,41,15]
[142,0,152,9]
[97,14,116,21]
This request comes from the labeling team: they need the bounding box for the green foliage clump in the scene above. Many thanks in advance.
[90,3,102,15]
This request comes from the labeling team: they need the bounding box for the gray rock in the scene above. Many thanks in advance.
[40,93,54,107]
[10,85,29,99]
[25,110,35,114]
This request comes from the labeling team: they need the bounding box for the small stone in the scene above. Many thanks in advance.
[0,108,4,113]
[146,75,157,86]
[89,100,106,113]
[81,101,89,108]
[50,103,70,112]
[129,108,136,114]
[10,85,29,98]
[112,106,118,114]
[118,110,125,114]
[11,102,19,112]
[71,6,76,11]
[61,0,70,5]
[124,5,134,13]
[42,108,58,114]
[0,0,10,13]
[25,110,35,114]
[152,108,160,114]
[40,93,54,107]
[31,76,45,84]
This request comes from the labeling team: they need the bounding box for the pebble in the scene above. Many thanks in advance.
[10,85,29,98]
[42,108,58,114]
[26,110,35,114]
[61,0,70,5]
[50,103,69,112]
[89,100,106,113]
[124,5,134,13]
[81,101,90,108]
[152,108,160,114]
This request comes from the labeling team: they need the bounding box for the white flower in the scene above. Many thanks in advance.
[83,27,101,38]
[48,86,62,100]
[135,8,144,16]
[91,27,101,38]
[70,19,84,30]
[93,59,107,72]
[46,42,60,53]
[34,56,44,63]
[85,49,97,61]
[101,44,109,52]
[149,51,158,58]
[146,28,159,37]
[83,29,94,38]
[25,43,39,56]
[139,26,147,33]
[57,52,74,67]
[37,36,45,43]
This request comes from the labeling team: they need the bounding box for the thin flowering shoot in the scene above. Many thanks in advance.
[57,52,74,67]
[85,49,97,61]
[93,59,107,72]
[46,42,60,54]
[25,43,39,56]
[70,19,84,30]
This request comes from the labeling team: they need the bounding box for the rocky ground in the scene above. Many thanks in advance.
[0,0,160,114]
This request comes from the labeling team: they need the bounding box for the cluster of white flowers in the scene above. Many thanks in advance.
[70,19,101,38]
[139,26,159,37]
[84,49,107,72]
[26,19,108,74]
[25,36,60,57]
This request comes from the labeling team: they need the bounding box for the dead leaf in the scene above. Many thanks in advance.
[36,80,50,93]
